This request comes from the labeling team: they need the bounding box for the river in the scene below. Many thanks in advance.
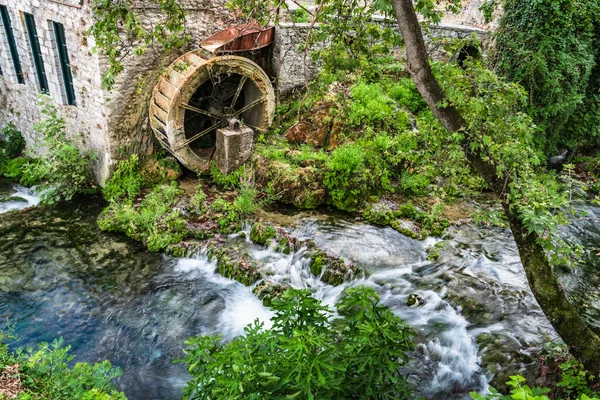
[1,177,599,399]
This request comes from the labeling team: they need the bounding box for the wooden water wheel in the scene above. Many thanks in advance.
[149,52,275,173]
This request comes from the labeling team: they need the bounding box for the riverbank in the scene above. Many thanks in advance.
[2,177,600,398]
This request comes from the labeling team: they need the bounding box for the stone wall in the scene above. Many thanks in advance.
[0,0,491,184]
[271,20,490,97]
[0,0,111,183]
[100,0,236,167]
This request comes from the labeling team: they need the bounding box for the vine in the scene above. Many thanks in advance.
[88,0,188,89]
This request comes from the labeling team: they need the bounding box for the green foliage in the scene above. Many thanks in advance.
[209,164,245,190]
[22,99,97,203]
[210,198,241,233]
[180,287,415,399]
[291,7,311,23]
[98,182,188,252]
[89,0,188,89]
[434,58,582,264]
[324,144,368,211]
[233,186,259,215]
[387,78,427,114]
[0,331,126,399]
[493,0,600,151]
[249,222,276,245]
[2,157,45,186]
[400,172,430,197]
[190,184,207,212]
[470,373,599,400]
[350,83,395,125]
[0,122,26,174]
[103,154,146,202]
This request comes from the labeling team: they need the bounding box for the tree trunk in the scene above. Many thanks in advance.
[390,0,600,374]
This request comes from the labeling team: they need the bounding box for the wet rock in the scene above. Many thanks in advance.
[250,222,277,245]
[0,196,27,204]
[253,281,287,306]
[407,293,425,307]
[254,156,326,209]
[306,248,358,286]
[141,157,182,185]
[284,100,340,149]
[208,246,261,286]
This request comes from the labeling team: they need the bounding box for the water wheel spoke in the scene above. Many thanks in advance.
[230,76,248,108]
[231,97,266,118]
[175,122,221,151]
[208,66,225,113]
[181,103,223,119]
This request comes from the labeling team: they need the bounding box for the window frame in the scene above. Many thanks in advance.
[23,12,49,93]
[52,21,76,106]
[0,5,25,84]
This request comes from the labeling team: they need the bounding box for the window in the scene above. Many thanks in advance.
[0,5,24,84]
[52,21,75,106]
[23,13,48,93]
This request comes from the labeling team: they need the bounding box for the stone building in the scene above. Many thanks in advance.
[0,0,489,184]
[0,0,238,184]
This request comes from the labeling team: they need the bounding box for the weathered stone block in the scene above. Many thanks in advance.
[214,120,254,175]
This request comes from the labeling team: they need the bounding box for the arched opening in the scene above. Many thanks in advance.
[457,44,481,68]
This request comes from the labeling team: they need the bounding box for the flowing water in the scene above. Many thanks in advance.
[1,177,599,399]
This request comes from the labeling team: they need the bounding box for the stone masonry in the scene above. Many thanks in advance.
[0,0,489,184]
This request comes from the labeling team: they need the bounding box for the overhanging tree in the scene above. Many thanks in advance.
[389,0,600,374]
[89,0,600,375]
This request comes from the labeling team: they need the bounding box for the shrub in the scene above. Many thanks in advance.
[493,0,600,150]
[324,143,368,211]
[0,123,26,176]
[102,154,145,202]
[470,373,599,400]
[387,77,427,113]
[190,184,207,212]
[0,123,26,160]
[233,186,259,215]
[180,287,415,400]
[0,331,126,399]
[350,82,394,125]
[400,171,431,197]
[209,163,245,190]
[20,99,97,203]
[2,157,45,186]
[98,182,188,252]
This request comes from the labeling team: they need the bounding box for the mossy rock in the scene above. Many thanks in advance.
[307,250,357,286]
[141,157,182,185]
[254,156,326,209]
[390,218,421,239]
[273,237,292,254]
[253,281,288,306]
[310,255,325,276]
[362,205,394,226]
[212,250,261,286]
[250,223,277,245]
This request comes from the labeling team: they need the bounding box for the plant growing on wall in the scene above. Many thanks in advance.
[89,0,188,89]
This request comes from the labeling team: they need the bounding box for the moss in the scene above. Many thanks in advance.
[167,243,187,258]
[209,248,261,286]
[253,281,287,306]
[103,154,145,201]
[250,223,277,245]
[307,250,357,286]
[362,205,394,226]
[141,156,182,186]
[310,256,325,276]
[211,199,242,234]
[98,182,190,252]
